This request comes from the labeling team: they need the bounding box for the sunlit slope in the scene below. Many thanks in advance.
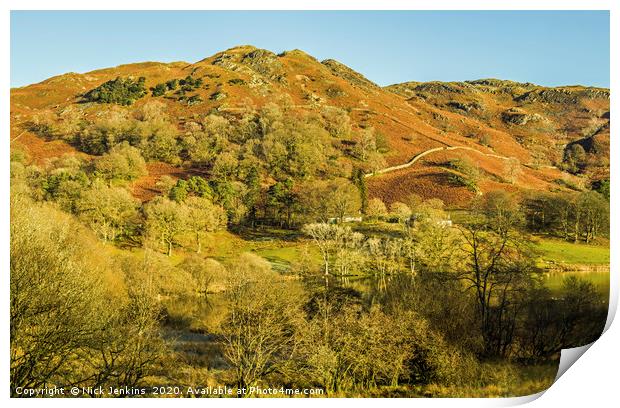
[11,46,609,206]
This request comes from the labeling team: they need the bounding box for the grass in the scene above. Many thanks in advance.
[255,246,301,262]
[409,361,558,398]
[254,240,322,273]
[117,227,321,274]
[535,238,609,265]
[184,228,322,273]
[311,361,558,398]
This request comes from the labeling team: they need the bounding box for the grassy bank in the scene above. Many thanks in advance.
[535,238,610,265]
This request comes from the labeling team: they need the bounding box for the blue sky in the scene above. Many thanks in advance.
[11,11,610,88]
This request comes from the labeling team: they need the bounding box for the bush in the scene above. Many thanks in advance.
[186,94,203,106]
[366,197,387,218]
[179,256,228,294]
[151,83,167,97]
[298,292,471,393]
[375,131,390,152]
[210,91,227,101]
[228,78,246,85]
[479,134,492,147]
[179,75,203,88]
[83,76,147,105]
[447,158,480,192]
[449,173,478,192]
[166,79,179,90]
[592,178,610,200]
[220,253,305,390]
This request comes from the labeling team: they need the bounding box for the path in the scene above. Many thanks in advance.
[364,145,516,178]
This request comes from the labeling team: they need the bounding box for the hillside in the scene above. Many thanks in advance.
[10,45,610,207]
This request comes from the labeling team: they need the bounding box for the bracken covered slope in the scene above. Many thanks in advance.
[11,45,610,207]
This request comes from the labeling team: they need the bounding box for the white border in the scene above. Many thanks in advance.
[3,2,616,407]
[1,0,616,10]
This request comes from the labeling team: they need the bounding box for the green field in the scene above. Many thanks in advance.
[536,238,610,265]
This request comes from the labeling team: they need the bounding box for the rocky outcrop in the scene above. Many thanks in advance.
[325,85,346,98]
[211,46,287,84]
[516,87,610,104]
[413,81,467,95]
[447,101,483,112]
[466,78,537,89]
[582,88,610,99]
[321,59,379,90]
[210,91,227,101]
[501,108,543,125]
[241,49,287,83]
[388,79,539,99]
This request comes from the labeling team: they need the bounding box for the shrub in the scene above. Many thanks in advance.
[179,75,203,88]
[592,178,610,201]
[166,79,179,90]
[375,131,390,152]
[447,158,480,192]
[83,76,147,105]
[390,201,412,224]
[479,134,492,147]
[449,174,478,192]
[210,91,227,101]
[220,254,305,390]
[186,94,203,106]
[179,256,228,294]
[228,78,246,85]
[151,83,167,97]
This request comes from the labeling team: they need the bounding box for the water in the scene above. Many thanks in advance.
[331,271,611,304]
[160,271,611,342]
[542,271,610,297]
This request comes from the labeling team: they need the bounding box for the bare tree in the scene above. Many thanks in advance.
[354,127,377,161]
[578,191,609,243]
[302,223,358,276]
[455,193,534,357]
[220,254,305,392]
